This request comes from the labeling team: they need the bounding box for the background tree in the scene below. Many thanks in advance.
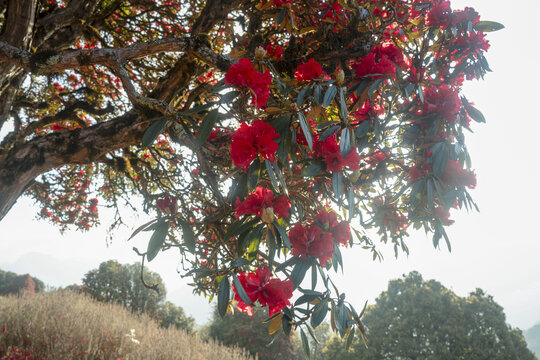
[0,0,502,348]
[0,269,45,295]
[82,260,166,318]
[157,301,196,334]
[207,306,298,360]
[323,272,537,360]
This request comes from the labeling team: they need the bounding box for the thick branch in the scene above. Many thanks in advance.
[0,111,145,220]
[0,37,232,75]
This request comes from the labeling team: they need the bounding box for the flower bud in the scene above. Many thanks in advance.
[255,46,267,59]
[335,69,345,84]
[260,206,276,224]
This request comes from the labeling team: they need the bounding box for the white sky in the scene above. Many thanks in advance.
[1,0,539,329]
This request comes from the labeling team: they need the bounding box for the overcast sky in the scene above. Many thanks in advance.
[1,0,538,329]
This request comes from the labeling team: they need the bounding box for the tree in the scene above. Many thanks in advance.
[157,301,196,334]
[207,306,298,360]
[82,260,166,318]
[323,272,537,360]
[0,0,503,349]
[0,269,45,295]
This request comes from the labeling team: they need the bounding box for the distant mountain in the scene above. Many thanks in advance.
[525,323,540,357]
[0,252,95,288]
[1,251,211,326]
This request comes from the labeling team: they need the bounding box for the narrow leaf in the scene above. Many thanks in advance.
[300,328,311,359]
[473,20,504,32]
[146,221,169,262]
[265,159,280,192]
[269,313,283,334]
[128,218,159,240]
[323,85,337,108]
[298,112,313,151]
[142,118,167,147]
[232,273,253,306]
[218,277,230,318]
[220,91,240,104]
[178,220,196,253]
[195,108,219,148]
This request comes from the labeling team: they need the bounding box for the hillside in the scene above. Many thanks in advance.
[0,290,253,360]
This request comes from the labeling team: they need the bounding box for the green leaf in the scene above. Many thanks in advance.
[346,326,356,350]
[427,178,434,210]
[247,160,260,191]
[178,220,196,253]
[128,218,159,240]
[311,264,318,289]
[195,108,219,148]
[297,85,312,108]
[323,85,337,108]
[273,220,291,250]
[231,258,250,267]
[347,186,355,221]
[272,161,289,196]
[464,101,486,123]
[311,299,329,328]
[225,218,259,241]
[291,259,311,287]
[300,327,311,359]
[302,160,325,177]
[277,8,287,24]
[217,277,230,318]
[319,125,340,142]
[220,91,240,104]
[368,79,382,100]
[473,20,504,32]
[282,313,292,336]
[339,87,348,120]
[332,172,343,200]
[142,118,168,147]
[276,256,299,273]
[265,159,280,192]
[298,112,313,151]
[232,273,253,306]
[146,221,169,261]
[339,128,352,156]
[356,121,371,139]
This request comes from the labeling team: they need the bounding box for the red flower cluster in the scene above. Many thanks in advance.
[233,265,294,316]
[408,162,431,182]
[225,58,272,108]
[423,84,461,122]
[352,99,384,123]
[313,135,360,172]
[265,43,283,60]
[354,41,407,79]
[156,195,177,214]
[372,197,409,235]
[441,160,477,189]
[230,120,279,170]
[365,149,389,168]
[294,58,326,83]
[289,209,350,263]
[433,206,454,226]
[235,187,291,221]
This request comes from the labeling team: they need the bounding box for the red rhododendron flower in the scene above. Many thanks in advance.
[265,43,283,60]
[225,58,272,108]
[235,186,290,220]
[353,99,384,122]
[425,0,452,28]
[433,206,455,226]
[289,223,335,263]
[408,166,424,182]
[156,196,177,214]
[423,84,461,122]
[230,120,279,169]
[295,58,326,82]
[441,160,476,188]
[233,265,293,316]
[316,208,350,246]
[313,135,360,172]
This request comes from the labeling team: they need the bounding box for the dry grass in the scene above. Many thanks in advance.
[0,291,254,360]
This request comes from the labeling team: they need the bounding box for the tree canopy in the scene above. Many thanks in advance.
[323,272,536,360]
[0,0,502,350]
